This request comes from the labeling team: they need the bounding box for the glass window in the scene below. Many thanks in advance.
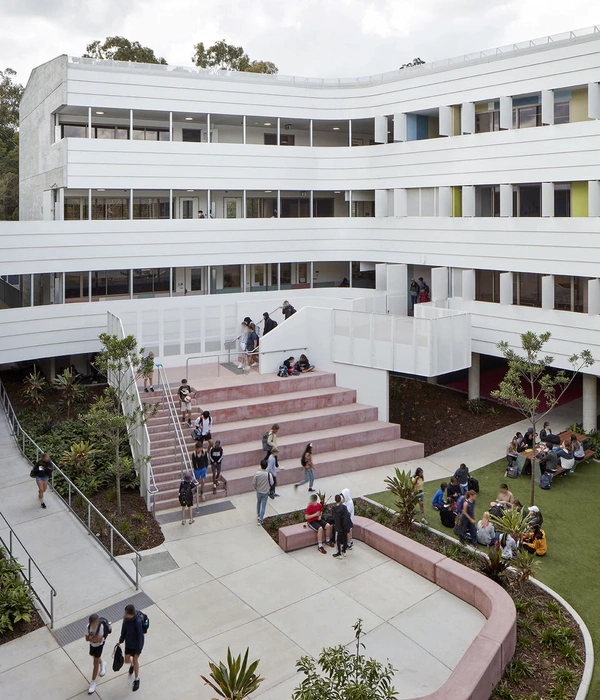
[554,186,571,217]
[65,272,88,300]
[133,269,170,295]
[280,263,292,289]
[64,198,87,220]
[352,262,375,289]
[106,270,130,296]
[514,273,542,308]
[475,111,500,133]
[554,276,590,313]
[190,268,203,292]
[116,127,129,140]
[182,129,201,142]
[132,129,146,140]
[264,133,277,145]
[62,124,87,138]
[313,198,334,217]
[95,127,116,139]
[221,265,241,291]
[515,185,541,217]
[91,271,107,297]
[159,131,170,141]
[145,130,159,141]
[475,270,501,303]
[513,105,541,129]
[181,200,195,219]
[554,101,570,125]
[106,198,129,220]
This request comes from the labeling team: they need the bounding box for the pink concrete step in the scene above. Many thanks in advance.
[223,438,424,496]
[146,386,357,425]
[141,371,336,407]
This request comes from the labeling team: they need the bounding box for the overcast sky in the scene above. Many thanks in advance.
[1,0,599,86]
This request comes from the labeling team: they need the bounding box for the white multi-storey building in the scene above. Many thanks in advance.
[2,26,600,428]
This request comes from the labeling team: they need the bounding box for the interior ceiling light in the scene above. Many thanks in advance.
[97,188,105,192]
[334,190,341,194]
[95,111,104,115]
[264,122,272,126]
[264,190,272,193]
[187,189,194,192]
[185,117,193,121]
[332,127,340,130]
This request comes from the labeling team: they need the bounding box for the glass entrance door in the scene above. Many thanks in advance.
[224,197,242,218]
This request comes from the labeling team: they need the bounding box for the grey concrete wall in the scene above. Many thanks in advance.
[19,55,68,221]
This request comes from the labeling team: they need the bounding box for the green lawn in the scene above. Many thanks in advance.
[368,458,600,698]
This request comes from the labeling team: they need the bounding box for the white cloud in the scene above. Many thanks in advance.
[1,0,599,86]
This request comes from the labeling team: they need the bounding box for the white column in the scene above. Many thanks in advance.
[588,279,600,315]
[542,275,554,310]
[207,189,211,218]
[348,190,352,217]
[88,189,92,220]
[374,115,387,143]
[583,374,598,432]
[541,182,554,217]
[242,190,247,218]
[169,112,173,141]
[129,189,133,220]
[500,272,513,305]
[468,352,480,400]
[277,190,280,218]
[438,106,453,137]
[242,116,246,144]
[277,262,281,291]
[462,186,475,217]
[206,114,211,143]
[169,268,173,297]
[500,96,512,130]
[129,270,133,299]
[462,269,475,301]
[374,190,389,218]
[431,266,448,302]
[169,189,173,219]
[309,119,313,147]
[393,113,407,142]
[541,89,554,125]
[394,188,408,217]
[310,262,314,288]
[461,102,475,134]
[348,120,352,147]
[56,188,65,221]
[589,180,600,216]
[88,271,92,302]
[310,191,314,217]
[129,110,133,139]
[500,184,512,217]
[349,262,353,288]
[277,117,280,145]
[439,186,452,217]
[88,107,92,139]
[30,274,34,306]
[588,82,600,119]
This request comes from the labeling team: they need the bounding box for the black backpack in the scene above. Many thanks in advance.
[439,507,456,529]
[139,611,150,634]
[262,433,270,451]
[468,477,479,493]
[277,365,288,378]
[260,456,269,469]
[179,481,194,506]
[301,453,307,467]
[99,616,112,638]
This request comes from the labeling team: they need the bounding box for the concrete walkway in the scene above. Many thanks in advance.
[0,398,584,699]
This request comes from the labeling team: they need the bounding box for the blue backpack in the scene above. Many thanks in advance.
[539,473,552,490]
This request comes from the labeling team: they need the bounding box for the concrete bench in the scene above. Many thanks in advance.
[278,515,517,700]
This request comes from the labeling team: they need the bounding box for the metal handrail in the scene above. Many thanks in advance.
[223,305,282,356]
[0,380,142,589]
[0,510,57,629]
[185,347,309,378]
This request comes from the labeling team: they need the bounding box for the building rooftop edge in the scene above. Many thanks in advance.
[63,25,600,89]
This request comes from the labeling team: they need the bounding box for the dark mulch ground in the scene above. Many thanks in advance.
[68,487,165,555]
[390,376,523,456]
[262,498,585,700]
[0,610,45,646]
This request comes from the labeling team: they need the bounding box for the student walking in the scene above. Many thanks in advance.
[262,311,278,335]
[332,493,353,558]
[143,351,155,392]
[282,300,297,319]
[178,471,196,525]
[341,488,355,548]
[253,462,273,525]
[294,443,315,491]
[178,379,196,426]
[32,452,53,509]
[412,467,428,524]
[85,613,109,694]
[117,604,144,692]
[267,448,280,497]
[192,442,209,501]
[209,440,224,493]
[263,424,279,459]
[198,410,214,447]
[458,490,478,546]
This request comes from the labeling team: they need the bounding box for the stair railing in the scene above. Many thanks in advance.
[155,361,194,476]
[224,304,282,363]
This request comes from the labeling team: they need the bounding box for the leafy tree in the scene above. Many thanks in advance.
[0,68,23,220]
[293,619,398,700]
[83,333,155,515]
[192,39,278,74]
[399,58,425,69]
[84,37,167,64]
[384,468,419,532]
[52,367,84,419]
[201,647,264,699]
[491,332,593,506]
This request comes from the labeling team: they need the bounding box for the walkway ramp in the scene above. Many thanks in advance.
[0,411,135,626]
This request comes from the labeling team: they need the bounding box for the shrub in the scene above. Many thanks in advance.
[384,468,419,532]
[466,398,486,415]
[512,549,540,583]
[480,546,509,585]
[0,548,35,636]
[21,368,46,407]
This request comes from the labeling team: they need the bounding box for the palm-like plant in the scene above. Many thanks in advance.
[384,468,419,532]
[52,367,84,418]
[61,440,99,476]
[489,508,531,545]
[512,549,540,583]
[21,368,46,407]
[201,647,264,700]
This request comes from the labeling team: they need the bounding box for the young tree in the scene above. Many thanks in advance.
[83,37,167,64]
[21,368,46,407]
[293,619,398,700]
[0,68,23,220]
[491,332,593,506]
[52,367,84,419]
[83,333,155,515]
[192,39,278,74]
[384,468,419,532]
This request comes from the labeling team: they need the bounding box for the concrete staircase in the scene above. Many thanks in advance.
[142,372,424,512]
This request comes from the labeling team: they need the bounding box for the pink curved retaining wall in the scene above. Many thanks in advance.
[279,515,517,700]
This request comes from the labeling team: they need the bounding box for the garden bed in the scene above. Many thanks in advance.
[262,498,585,700]
[389,376,522,456]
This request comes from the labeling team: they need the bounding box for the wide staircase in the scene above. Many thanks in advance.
[142,371,424,512]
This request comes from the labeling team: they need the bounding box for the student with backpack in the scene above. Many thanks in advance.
[454,463,470,494]
[179,471,196,525]
[192,442,209,501]
[209,440,224,493]
[262,311,278,335]
[294,443,315,491]
[85,613,110,694]
[117,604,145,692]
[178,379,196,426]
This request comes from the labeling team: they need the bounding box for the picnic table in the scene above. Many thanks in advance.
[518,430,595,483]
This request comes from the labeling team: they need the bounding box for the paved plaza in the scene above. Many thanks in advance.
[0,397,583,699]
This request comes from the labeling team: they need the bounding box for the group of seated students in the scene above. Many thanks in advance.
[281,354,315,375]
[432,478,547,557]
[506,421,586,479]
